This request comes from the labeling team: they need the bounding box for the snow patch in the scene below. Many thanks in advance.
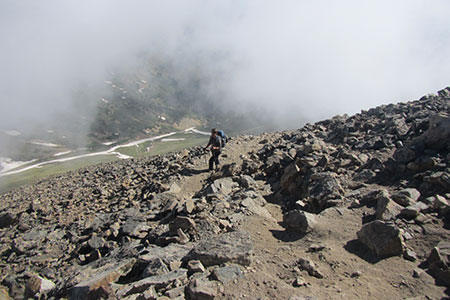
[0,157,37,174]
[2,130,21,136]
[161,138,185,142]
[54,151,72,157]
[30,141,59,147]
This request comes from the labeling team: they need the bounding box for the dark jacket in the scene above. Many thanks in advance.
[206,135,222,151]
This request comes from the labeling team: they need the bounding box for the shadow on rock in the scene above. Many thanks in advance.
[344,239,381,264]
[180,167,210,176]
[270,229,306,242]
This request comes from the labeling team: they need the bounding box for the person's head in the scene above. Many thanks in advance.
[211,128,217,136]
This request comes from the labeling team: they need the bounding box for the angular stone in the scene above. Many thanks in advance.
[116,269,187,298]
[70,259,136,300]
[403,249,418,262]
[391,188,421,207]
[186,278,219,300]
[87,235,106,250]
[401,206,420,218]
[25,274,56,298]
[418,113,450,150]
[211,264,243,284]
[187,260,206,274]
[207,177,237,195]
[122,220,150,238]
[164,286,185,298]
[241,198,274,221]
[187,231,253,266]
[142,258,170,278]
[427,241,450,287]
[376,191,402,221]
[0,212,16,228]
[237,175,258,189]
[297,258,323,279]
[283,210,318,234]
[185,199,195,214]
[423,195,449,212]
[357,220,404,258]
[280,163,300,191]
[169,216,196,234]
[139,244,193,266]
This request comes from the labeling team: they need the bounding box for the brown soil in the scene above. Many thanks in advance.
[181,135,448,300]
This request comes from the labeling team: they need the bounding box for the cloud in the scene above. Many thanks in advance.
[0,0,449,134]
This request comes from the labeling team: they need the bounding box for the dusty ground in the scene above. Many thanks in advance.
[178,136,448,300]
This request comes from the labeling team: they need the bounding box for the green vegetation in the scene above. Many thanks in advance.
[0,155,118,193]
[0,134,209,194]
[115,133,208,157]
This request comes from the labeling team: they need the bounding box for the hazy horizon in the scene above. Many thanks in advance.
[1,0,449,137]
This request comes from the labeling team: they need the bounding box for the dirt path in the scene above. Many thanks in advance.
[176,134,447,299]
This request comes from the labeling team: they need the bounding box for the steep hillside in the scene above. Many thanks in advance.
[0,88,449,299]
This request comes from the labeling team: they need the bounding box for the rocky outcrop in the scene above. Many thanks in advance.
[0,88,449,299]
[357,220,405,258]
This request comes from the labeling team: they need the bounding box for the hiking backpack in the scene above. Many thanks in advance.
[217,130,228,147]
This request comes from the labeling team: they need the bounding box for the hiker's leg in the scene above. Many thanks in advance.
[214,151,220,168]
[209,155,214,170]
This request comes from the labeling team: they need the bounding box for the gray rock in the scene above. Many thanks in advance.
[116,269,187,298]
[25,274,56,299]
[237,175,258,189]
[417,113,450,150]
[87,235,107,250]
[142,257,170,278]
[211,264,243,283]
[403,249,418,262]
[423,195,449,212]
[187,260,206,274]
[400,206,420,218]
[375,191,402,221]
[427,241,450,287]
[70,259,136,300]
[164,286,185,298]
[283,210,318,234]
[241,198,274,221]
[280,163,301,191]
[297,258,323,278]
[169,216,196,234]
[391,188,421,206]
[186,278,220,300]
[357,220,404,258]
[122,220,151,238]
[0,212,16,228]
[393,147,416,164]
[206,177,237,195]
[187,231,253,266]
[139,244,193,266]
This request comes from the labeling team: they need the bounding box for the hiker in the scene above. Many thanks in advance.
[205,128,223,171]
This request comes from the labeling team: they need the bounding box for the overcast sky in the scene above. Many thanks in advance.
[1,0,449,132]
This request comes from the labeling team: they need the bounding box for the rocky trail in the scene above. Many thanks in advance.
[0,89,449,299]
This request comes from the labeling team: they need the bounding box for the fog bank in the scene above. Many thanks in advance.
[1,0,449,134]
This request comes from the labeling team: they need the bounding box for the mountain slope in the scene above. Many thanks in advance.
[0,88,449,299]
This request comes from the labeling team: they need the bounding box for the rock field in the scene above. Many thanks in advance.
[0,88,449,299]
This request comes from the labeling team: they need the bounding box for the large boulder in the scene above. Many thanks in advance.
[283,210,318,234]
[357,220,404,258]
[70,259,136,300]
[427,241,450,287]
[186,231,253,267]
[415,113,450,151]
